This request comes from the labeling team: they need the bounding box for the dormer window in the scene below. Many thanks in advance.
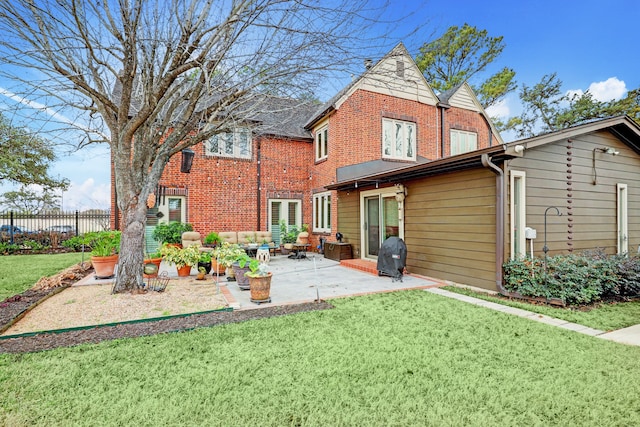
[315,124,328,161]
[382,118,416,161]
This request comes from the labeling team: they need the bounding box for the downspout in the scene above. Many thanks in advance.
[256,137,262,230]
[440,106,446,157]
[481,153,519,296]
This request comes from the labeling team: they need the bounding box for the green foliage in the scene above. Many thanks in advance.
[61,234,86,251]
[503,251,639,305]
[160,244,200,268]
[512,73,640,137]
[203,232,221,245]
[198,251,212,263]
[1,291,640,425]
[279,219,299,244]
[151,222,193,244]
[244,258,269,277]
[0,112,69,190]
[0,241,20,254]
[415,23,516,109]
[82,231,121,257]
[211,242,246,267]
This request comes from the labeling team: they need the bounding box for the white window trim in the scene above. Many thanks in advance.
[382,118,416,161]
[450,129,478,156]
[510,170,526,259]
[359,187,405,260]
[313,192,331,233]
[205,128,252,159]
[315,125,328,161]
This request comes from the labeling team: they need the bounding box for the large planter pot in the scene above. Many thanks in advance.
[211,259,226,275]
[231,263,251,290]
[248,272,272,304]
[197,261,212,274]
[91,254,119,279]
[143,257,162,278]
[176,264,192,277]
[297,232,309,245]
[279,244,290,255]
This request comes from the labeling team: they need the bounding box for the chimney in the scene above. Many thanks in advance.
[364,59,372,70]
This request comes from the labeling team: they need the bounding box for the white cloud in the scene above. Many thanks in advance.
[566,77,627,103]
[587,77,627,102]
[63,178,110,211]
[486,98,510,118]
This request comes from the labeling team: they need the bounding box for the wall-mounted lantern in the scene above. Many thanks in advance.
[180,148,195,173]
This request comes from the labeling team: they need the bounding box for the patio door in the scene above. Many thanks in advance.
[269,199,301,244]
[361,190,400,259]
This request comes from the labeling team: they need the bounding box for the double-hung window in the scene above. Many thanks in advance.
[450,129,477,155]
[206,128,251,159]
[315,125,328,161]
[382,118,416,161]
[313,192,331,233]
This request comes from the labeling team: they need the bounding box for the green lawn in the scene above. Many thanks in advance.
[0,252,88,300]
[1,290,639,426]
[444,285,640,331]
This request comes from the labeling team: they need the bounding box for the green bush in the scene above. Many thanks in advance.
[152,222,193,244]
[503,251,640,305]
[61,235,86,251]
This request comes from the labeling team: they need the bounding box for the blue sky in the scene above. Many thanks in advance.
[1,0,638,210]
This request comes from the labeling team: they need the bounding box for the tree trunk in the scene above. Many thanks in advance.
[111,197,148,294]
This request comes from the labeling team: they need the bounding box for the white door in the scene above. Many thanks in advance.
[361,189,400,260]
[269,199,301,244]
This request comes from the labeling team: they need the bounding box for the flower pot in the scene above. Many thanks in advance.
[226,266,236,281]
[91,254,119,279]
[297,232,309,245]
[231,263,251,290]
[211,259,226,275]
[197,261,212,274]
[176,264,192,277]
[279,244,290,255]
[143,257,162,278]
[248,272,272,303]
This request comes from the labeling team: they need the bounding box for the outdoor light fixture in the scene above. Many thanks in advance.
[592,147,620,184]
[180,148,195,173]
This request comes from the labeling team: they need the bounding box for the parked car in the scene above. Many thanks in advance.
[44,225,75,234]
[0,224,34,234]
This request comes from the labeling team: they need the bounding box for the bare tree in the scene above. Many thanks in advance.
[0,0,393,292]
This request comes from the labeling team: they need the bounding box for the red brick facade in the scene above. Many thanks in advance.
[111,87,499,251]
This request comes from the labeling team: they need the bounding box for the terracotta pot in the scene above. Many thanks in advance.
[249,272,272,303]
[143,257,162,278]
[176,264,192,277]
[211,259,226,275]
[297,232,309,245]
[91,254,119,279]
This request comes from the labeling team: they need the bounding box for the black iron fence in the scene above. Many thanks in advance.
[0,210,111,245]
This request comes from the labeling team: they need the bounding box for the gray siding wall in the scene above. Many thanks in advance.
[404,168,497,290]
[507,130,640,256]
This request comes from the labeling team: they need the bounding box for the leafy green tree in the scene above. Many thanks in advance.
[513,73,640,138]
[0,185,64,213]
[0,113,67,190]
[415,23,516,109]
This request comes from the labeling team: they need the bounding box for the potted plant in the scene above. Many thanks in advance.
[203,232,221,248]
[232,252,253,290]
[160,243,200,277]
[297,223,310,245]
[279,219,299,254]
[245,259,272,303]
[198,251,212,274]
[152,222,193,246]
[196,266,207,280]
[212,242,246,281]
[86,230,121,279]
[143,249,163,278]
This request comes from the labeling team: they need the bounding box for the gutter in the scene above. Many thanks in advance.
[480,153,521,297]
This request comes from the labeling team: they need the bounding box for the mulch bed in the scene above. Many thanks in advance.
[0,267,333,354]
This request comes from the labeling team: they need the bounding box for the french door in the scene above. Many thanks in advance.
[361,190,400,259]
[268,199,301,244]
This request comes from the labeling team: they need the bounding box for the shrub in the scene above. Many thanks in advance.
[503,251,639,305]
[152,222,193,244]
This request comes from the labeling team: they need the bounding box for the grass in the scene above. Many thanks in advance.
[0,252,88,300]
[1,290,640,426]
[444,285,640,331]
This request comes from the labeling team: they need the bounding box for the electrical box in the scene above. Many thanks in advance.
[525,227,537,239]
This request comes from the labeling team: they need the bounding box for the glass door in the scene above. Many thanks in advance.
[363,193,399,259]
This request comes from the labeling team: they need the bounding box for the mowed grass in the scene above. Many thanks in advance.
[0,252,88,300]
[1,290,639,426]
[444,285,640,331]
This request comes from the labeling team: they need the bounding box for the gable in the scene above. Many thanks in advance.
[336,44,438,109]
[446,83,481,112]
